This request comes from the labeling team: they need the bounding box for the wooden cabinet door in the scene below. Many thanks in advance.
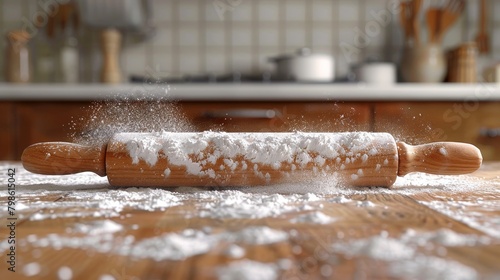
[0,102,16,160]
[180,102,372,132]
[16,102,91,159]
[374,102,500,161]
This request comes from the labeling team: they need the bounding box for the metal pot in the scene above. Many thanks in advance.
[269,48,334,82]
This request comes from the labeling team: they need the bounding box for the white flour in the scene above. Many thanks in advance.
[231,226,288,245]
[73,220,124,235]
[57,266,73,280]
[421,200,500,238]
[196,191,324,219]
[331,229,486,280]
[332,236,415,261]
[290,211,336,224]
[6,226,288,262]
[0,163,498,279]
[401,229,491,247]
[217,260,278,280]
[118,131,395,182]
[72,96,194,146]
[390,255,477,280]
[224,244,245,258]
[23,262,41,277]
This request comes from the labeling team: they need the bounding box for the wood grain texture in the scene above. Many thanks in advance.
[374,102,500,161]
[397,141,482,176]
[106,133,399,188]
[21,142,106,176]
[1,162,500,280]
[0,102,16,160]
[21,132,482,188]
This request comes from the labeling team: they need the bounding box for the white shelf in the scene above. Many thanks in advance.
[0,83,500,101]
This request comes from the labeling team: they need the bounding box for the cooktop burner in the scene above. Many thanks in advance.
[129,72,345,84]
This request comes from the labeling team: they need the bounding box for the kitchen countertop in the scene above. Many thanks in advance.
[1,83,500,101]
[1,162,499,279]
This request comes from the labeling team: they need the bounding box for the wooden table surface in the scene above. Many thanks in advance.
[1,162,500,280]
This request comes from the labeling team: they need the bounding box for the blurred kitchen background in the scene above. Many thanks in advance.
[1,0,499,84]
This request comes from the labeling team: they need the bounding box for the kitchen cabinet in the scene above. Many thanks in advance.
[3,101,372,160]
[0,102,16,160]
[374,102,500,161]
[4,100,500,161]
[180,102,371,132]
[13,102,91,159]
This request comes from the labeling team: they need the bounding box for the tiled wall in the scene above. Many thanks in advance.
[0,0,499,83]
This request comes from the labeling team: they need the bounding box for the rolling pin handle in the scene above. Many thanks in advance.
[21,142,107,176]
[397,142,482,176]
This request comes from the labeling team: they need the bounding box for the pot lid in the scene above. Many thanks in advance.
[269,48,332,62]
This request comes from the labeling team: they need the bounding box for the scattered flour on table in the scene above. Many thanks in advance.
[390,255,477,280]
[23,262,41,277]
[3,226,287,261]
[421,200,500,239]
[330,229,487,280]
[224,244,245,258]
[232,226,288,245]
[356,201,375,207]
[290,211,336,224]
[0,164,109,195]
[401,228,491,247]
[332,236,415,261]
[196,191,324,219]
[57,266,73,280]
[217,260,278,280]
[98,274,116,280]
[126,229,215,261]
[73,220,123,235]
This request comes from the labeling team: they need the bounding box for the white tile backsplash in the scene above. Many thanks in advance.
[312,0,334,22]
[285,26,307,47]
[231,50,254,73]
[0,0,498,83]
[205,51,228,74]
[258,26,280,47]
[231,25,253,47]
[205,25,226,47]
[179,25,199,46]
[338,1,360,22]
[178,1,199,22]
[258,0,280,21]
[312,25,333,47]
[231,1,253,22]
[285,1,307,21]
[152,0,173,23]
[178,51,201,73]
[2,0,23,22]
[152,27,173,47]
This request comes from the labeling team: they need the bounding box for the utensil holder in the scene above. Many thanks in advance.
[401,42,447,83]
[4,31,32,83]
[447,42,477,83]
[100,28,122,84]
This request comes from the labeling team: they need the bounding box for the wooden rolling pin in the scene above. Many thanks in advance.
[21,132,482,188]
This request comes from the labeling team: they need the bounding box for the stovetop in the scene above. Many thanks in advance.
[129,72,348,84]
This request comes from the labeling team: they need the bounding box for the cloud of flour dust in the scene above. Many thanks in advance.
[70,96,194,146]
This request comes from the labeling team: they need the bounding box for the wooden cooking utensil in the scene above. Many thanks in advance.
[476,0,490,54]
[426,8,440,43]
[436,0,465,43]
[400,1,413,42]
[100,29,122,83]
[21,132,482,188]
[411,0,422,44]
[400,0,422,44]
